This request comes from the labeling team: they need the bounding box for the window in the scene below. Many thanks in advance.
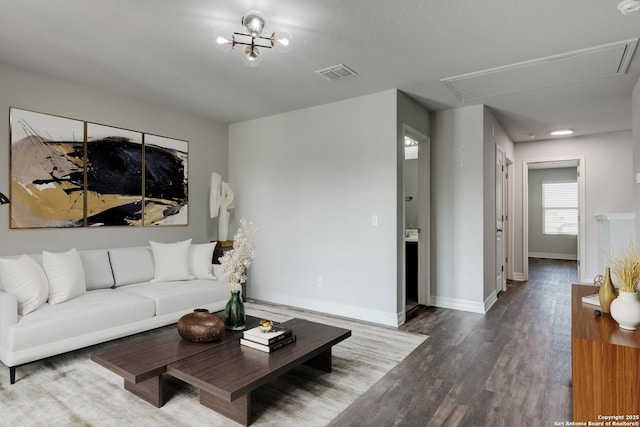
[404,135,419,160]
[543,181,578,235]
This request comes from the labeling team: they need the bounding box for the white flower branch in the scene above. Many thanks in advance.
[219,218,257,292]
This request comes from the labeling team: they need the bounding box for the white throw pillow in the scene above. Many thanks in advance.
[79,249,115,290]
[190,242,217,279]
[0,255,49,315]
[43,248,87,305]
[150,239,194,282]
[108,247,154,287]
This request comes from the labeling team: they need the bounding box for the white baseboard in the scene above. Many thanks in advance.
[430,295,486,314]
[484,291,498,312]
[512,272,525,281]
[249,290,400,327]
[528,252,578,260]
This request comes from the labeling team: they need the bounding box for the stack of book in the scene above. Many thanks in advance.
[240,324,296,353]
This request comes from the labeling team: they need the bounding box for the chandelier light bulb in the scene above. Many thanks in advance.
[213,29,234,52]
[242,10,268,37]
[271,28,293,53]
[243,46,263,67]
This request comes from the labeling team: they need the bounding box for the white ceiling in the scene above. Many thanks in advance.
[1,0,639,142]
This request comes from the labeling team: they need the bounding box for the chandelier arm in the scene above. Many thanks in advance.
[231,32,274,49]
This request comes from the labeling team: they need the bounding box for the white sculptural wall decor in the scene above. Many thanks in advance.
[210,172,235,241]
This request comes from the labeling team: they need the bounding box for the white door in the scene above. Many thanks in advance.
[496,147,506,294]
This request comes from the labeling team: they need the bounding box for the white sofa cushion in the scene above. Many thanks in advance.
[190,242,217,280]
[109,247,154,287]
[5,289,156,352]
[150,239,193,282]
[79,249,114,290]
[43,249,87,305]
[119,279,230,316]
[212,264,223,280]
[0,255,49,315]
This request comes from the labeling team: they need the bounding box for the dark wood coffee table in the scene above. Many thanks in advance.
[90,315,261,407]
[91,316,351,426]
[168,318,351,425]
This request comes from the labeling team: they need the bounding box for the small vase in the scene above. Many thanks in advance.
[599,267,617,313]
[178,309,225,342]
[225,290,246,330]
[610,290,640,330]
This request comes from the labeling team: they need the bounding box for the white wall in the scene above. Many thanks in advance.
[483,107,514,306]
[431,105,486,311]
[0,63,228,255]
[514,131,633,281]
[229,90,401,326]
[431,105,514,313]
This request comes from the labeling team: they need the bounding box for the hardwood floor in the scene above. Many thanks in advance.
[330,258,577,427]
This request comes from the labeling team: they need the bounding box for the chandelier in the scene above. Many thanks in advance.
[214,10,293,67]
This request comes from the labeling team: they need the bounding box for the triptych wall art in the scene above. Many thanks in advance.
[9,108,188,229]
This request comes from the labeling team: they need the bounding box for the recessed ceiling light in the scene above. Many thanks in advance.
[618,0,640,15]
[550,129,574,136]
[526,133,536,139]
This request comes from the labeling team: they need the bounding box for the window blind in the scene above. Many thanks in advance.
[543,181,578,235]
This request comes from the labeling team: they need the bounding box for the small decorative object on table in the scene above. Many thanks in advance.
[593,274,604,291]
[609,239,640,330]
[259,319,273,333]
[219,218,257,330]
[178,309,225,342]
[240,322,296,353]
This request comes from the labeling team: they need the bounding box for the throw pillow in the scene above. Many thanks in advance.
[0,255,49,315]
[190,242,217,280]
[108,247,154,287]
[150,239,194,282]
[43,248,87,305]
[79,249,115,290]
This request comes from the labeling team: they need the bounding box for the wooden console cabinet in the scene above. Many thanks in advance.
[572,284,640,421]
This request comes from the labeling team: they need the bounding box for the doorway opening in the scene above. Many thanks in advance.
[522,157,585,281]
[402,125,430,314]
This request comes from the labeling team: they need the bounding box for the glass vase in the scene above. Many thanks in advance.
[224,290,246,330]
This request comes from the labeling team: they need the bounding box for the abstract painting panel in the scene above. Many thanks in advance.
[143,134,188,226]
[86,124,143,226]
[9,108,189,229]
[10,108,85,228]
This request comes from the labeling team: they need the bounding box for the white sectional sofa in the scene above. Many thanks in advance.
[0,240,231,384]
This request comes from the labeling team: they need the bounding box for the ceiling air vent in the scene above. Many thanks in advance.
[314,64,358,82]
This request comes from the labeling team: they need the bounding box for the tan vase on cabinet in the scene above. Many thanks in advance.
[599,267,617,313]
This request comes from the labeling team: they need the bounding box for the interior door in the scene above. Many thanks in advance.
[496,146,505,294]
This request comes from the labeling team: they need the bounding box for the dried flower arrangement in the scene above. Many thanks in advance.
[219,218,257,293]
[610,239,640,293]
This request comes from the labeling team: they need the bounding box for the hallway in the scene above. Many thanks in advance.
[330,258,577,426]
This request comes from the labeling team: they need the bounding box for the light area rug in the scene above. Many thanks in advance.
[0,302,426,427]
